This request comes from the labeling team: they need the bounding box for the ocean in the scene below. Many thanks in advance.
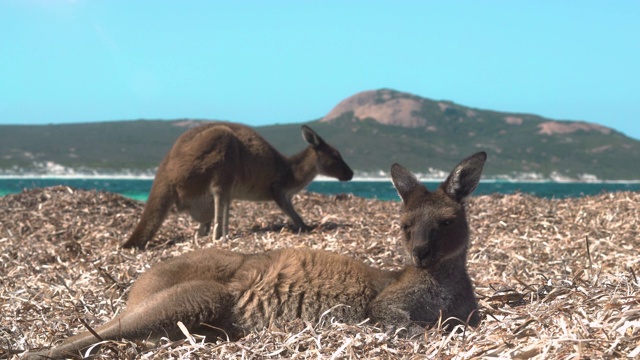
[1,178,639,201]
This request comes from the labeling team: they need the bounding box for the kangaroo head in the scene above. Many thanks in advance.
[301,125,354,181]
[391,152,487,269]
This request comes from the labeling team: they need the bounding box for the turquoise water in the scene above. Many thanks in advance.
[1,178,639,201]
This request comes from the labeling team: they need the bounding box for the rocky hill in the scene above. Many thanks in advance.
[1,89,639,180]
[322,89,613,136]
[310,89,638,180]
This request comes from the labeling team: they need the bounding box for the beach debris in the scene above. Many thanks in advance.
[1,186,639,358]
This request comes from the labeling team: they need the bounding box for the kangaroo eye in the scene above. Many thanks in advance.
[401,223,411,232]
[440,219,453,227]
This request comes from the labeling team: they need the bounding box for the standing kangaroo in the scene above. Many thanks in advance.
[28,152,486,359]
[122,122,354,249]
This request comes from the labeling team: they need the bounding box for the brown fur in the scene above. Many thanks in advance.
[122,122,353,249]
[27,152,486,359]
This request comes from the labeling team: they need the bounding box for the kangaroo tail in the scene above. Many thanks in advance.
[25,315,131,359]
[26,280,235,359]
[122,176,175,249]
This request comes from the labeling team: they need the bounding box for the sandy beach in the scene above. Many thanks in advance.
[1,186,639,359]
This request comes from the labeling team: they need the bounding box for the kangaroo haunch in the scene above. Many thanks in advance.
[122,122,354,249]
[28,152,486,359]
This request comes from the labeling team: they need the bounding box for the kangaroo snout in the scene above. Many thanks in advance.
[411,242,435,267]
[339,168,354,181]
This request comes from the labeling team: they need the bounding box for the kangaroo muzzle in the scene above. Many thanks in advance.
[340,168,354,181]
[412,244,434,267]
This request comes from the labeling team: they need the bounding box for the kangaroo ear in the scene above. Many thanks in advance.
[441,151,487,202]
[301,125,324,148]
[391,163,422,204]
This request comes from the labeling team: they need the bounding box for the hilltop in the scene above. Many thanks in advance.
[260,89,640,180]
[1,89,639,180]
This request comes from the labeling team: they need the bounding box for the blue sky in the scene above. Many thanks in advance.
[2,0,639,140]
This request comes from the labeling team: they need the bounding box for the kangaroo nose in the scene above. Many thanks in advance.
[412,245,431,264]
[340,168,354,181]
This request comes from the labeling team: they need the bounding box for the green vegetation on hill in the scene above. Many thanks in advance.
[258,117,640,180]
[1,90,639,180]
[0,120,187,171]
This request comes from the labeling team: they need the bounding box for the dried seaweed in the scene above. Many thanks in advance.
[1,187,639,359]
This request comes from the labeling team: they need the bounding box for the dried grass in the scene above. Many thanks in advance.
[1,187,639,359]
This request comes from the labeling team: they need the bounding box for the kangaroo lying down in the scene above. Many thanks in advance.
[27,152,487,359]
[122,122,354,249]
